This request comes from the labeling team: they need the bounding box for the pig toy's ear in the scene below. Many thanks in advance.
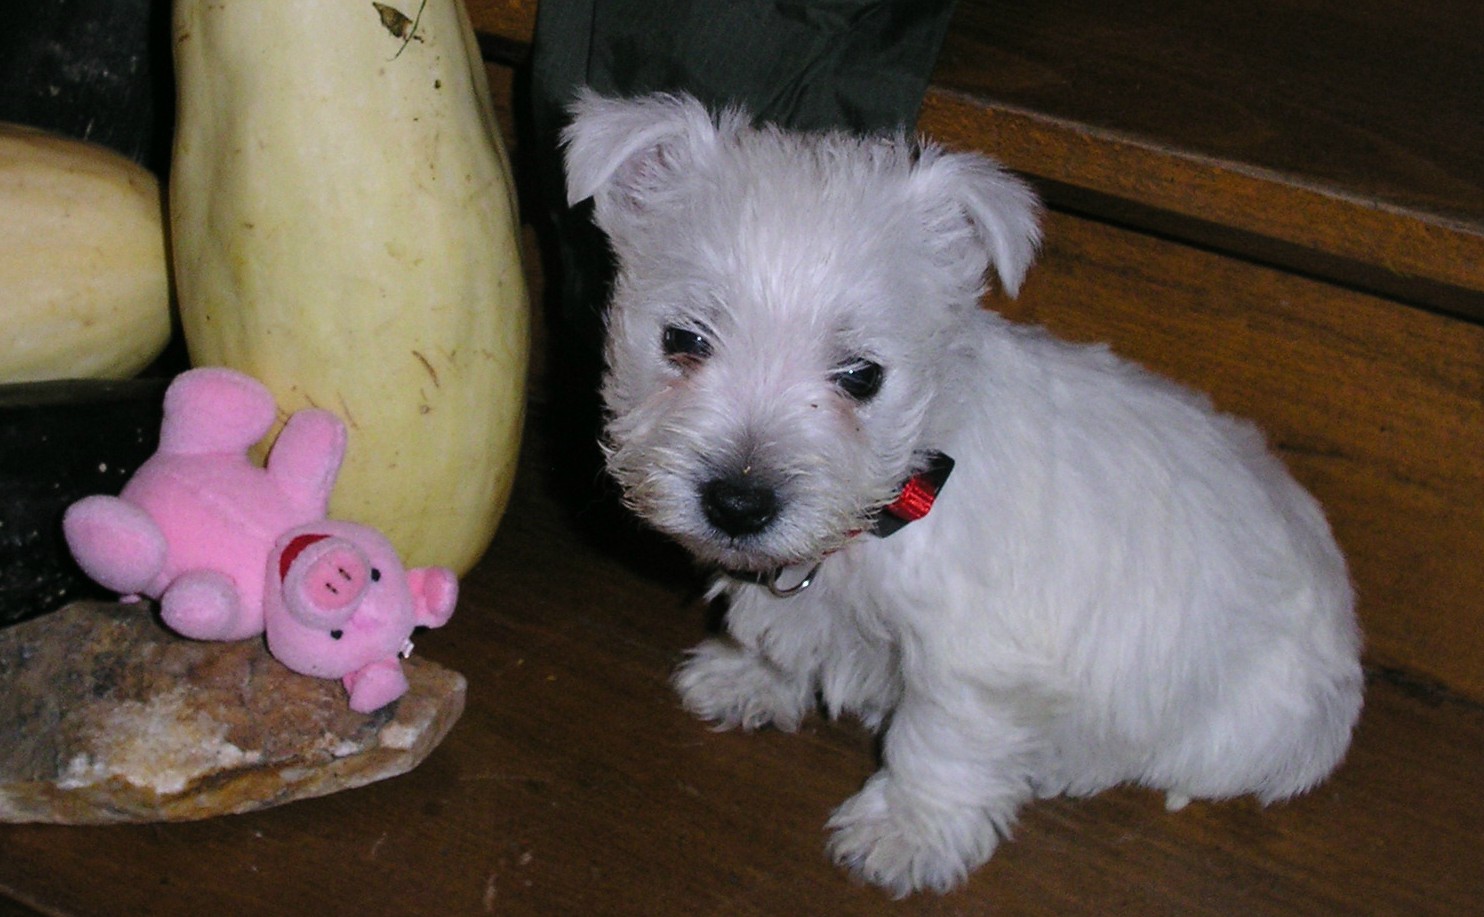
[408,567,458,629]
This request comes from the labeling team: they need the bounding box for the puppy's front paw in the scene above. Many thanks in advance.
[827,772,1001,897]
[673,638,811,732]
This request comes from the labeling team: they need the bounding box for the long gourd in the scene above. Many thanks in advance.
[169,0,530,575]
[0,124,171,383]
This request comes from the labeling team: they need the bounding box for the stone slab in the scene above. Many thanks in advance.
[0,601,465,824]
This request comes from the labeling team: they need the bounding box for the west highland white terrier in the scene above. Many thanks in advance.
[562,90,1364,896]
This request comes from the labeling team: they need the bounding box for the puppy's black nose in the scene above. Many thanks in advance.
[700,477,779,537]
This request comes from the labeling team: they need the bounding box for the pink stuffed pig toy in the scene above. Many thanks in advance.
[266,520,457,713]
[63,367,457,712]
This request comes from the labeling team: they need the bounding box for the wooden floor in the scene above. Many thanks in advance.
[2,413,1482,915]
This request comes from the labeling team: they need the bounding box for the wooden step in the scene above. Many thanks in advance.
[923,0,1484,320]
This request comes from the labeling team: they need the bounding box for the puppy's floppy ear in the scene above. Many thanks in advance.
[561,89,728,231]
[911,145,1043,298]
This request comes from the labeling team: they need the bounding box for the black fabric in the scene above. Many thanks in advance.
[530,0,956,338]
[0,0,174,175]
[532,0,956,137]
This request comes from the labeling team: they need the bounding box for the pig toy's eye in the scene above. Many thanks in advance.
[370,568,382,582]
[330,629,344,640]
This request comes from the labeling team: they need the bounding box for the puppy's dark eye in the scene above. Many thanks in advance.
[662,326,712,364]
[832,360,884,401]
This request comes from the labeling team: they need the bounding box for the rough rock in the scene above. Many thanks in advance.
[0,601,465,824]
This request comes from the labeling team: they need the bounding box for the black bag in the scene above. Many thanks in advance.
[528,0,956,400]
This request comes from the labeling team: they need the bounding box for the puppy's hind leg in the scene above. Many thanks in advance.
[673,637,815,733]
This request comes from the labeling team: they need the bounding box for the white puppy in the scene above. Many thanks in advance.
[562,90,1364,896]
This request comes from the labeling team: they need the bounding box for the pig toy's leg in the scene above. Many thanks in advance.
[62,495,166,598]
[343,659,410,714]
[157,368,278,456]
[265,409,349,522]
[160,569,252,641]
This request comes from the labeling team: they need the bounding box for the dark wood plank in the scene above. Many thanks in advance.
[933,0,1483,227]
[467,0,536,47]
[932,0,1484,317]
[919,92,1484,320]
[926,0,1484,317]
[0,896,42,916]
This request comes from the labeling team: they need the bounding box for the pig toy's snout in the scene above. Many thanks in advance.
[280,534,370,630]
[304,545,370,612]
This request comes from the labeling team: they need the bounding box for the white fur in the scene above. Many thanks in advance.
[563,90,1364,897]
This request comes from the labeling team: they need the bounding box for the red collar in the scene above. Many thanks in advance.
[725,450,955,596]
[868,450,955,538]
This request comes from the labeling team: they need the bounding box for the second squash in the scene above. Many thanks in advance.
[169,0,529,574]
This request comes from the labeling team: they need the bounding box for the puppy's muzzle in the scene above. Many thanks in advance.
[700,476,779,537]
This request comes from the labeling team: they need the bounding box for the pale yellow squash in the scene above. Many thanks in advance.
[0,124,171,383]
[169,0,530,574]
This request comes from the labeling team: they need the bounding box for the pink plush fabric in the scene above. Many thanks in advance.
[63,367,457,712]
[265,520,459,713]
[65,368,343,641]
